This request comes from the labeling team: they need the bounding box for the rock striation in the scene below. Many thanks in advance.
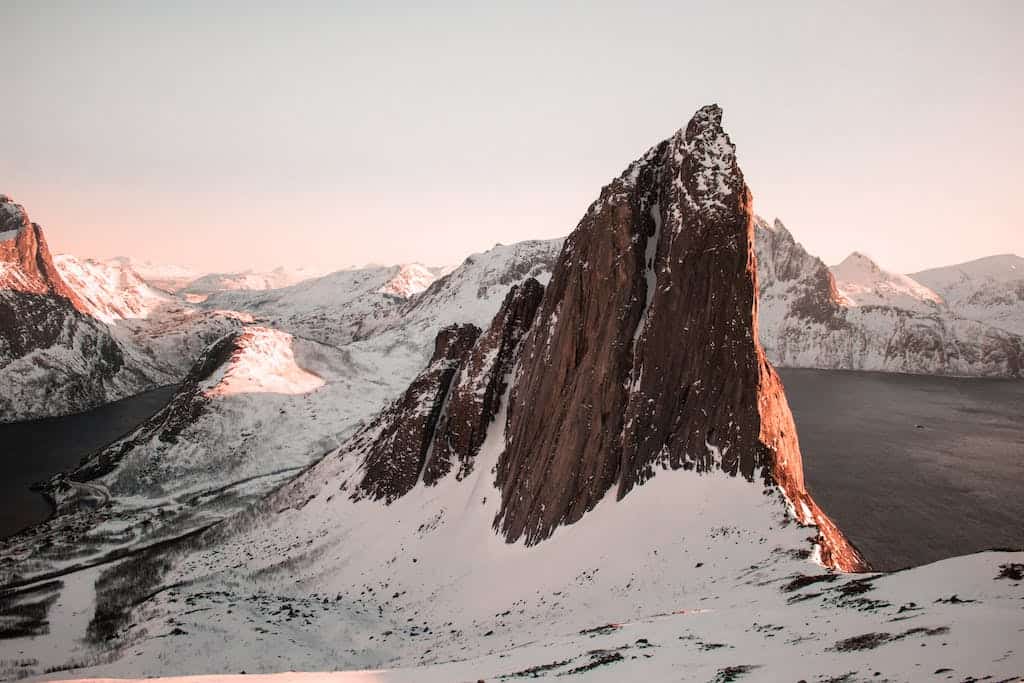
[353,323,482,502]
[489,106,866,570]
[422,278,545,485]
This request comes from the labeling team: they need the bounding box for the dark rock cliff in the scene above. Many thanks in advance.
[492,106,867,571]
[422,278,545,485]
[353,323,482,503]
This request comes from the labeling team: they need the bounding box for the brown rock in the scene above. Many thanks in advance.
[353,323,481,503]
[422,278,545,485]
[493,106,867,571]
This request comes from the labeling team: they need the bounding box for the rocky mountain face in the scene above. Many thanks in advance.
[913,254,1024,336]
[422,278,544,485]
[354,322,482,503]
[8,109,1024,683]
[490,106,864,571]
[0,195,242,422]
[755,218,1024,377]
[0,196,138,421]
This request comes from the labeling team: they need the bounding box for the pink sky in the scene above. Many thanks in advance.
[4,2,1021,274]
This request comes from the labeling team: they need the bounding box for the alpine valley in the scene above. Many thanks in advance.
[0,107,1021,683]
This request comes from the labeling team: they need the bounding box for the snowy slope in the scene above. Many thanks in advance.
[110,257,201,293]
[3,114,1023,682]
[0,239,561,601]
[831,251,943,312]
[181,267,330,298]
[54,254,170,324]
[377,263,437,297]
[913,254,1024,335]
[755,217,1024,377]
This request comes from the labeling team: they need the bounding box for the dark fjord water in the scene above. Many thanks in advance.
[0,386,176,538]
[0,373,1020,570]
[780,368,1024,571]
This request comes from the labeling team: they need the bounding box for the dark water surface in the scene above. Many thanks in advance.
[780,368,1024,571]
[0,386,176,539]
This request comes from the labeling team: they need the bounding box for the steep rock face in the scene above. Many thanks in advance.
[353,323,481,503]
[0,196,145,421]
[494,106,865,571]
[0,196,84,308]
[755,220,1024,377]
[422,278,545,485]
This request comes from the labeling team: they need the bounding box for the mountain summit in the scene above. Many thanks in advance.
[492,105,864,570]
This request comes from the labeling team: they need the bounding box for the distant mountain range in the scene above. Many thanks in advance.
[3,106,1019,682]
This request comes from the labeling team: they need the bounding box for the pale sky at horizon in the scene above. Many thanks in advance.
[3,1,1021,275]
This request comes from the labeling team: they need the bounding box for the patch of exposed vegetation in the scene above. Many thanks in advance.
[498,658,573,679]
[0,580,62,639]
[996,563,1023,581]
[559,649,625,675]
[711,664,760,682]
[832,626,950,652]
[87,550,173,644]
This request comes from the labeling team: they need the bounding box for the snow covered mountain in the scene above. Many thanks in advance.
[109,257,201,293]
[0,232,561,601]
[180,266,329,299]
[755,217,1024,376]
[831,251,943,312]
[913,253,1024,335]
[0,196,156,422]
[0,195,243,422]
[8,105,1020,682]
[54,254,170,324]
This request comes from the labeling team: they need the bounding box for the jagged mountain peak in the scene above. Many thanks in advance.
[492,106,863,569]
[832,250,943,310]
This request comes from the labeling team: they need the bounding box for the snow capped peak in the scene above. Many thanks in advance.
[54,254,169,323]
[202,326,324,397]
[378,263,438,298]
[831,251,942,310]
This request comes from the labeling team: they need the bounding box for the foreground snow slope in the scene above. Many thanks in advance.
[42,551,1024,682]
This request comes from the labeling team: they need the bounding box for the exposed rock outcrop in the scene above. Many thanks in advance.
[353,323,482,503]
[0,195,85,309]
[422,278,545,485]
[69,331,243,484]
[491,106,866,571]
